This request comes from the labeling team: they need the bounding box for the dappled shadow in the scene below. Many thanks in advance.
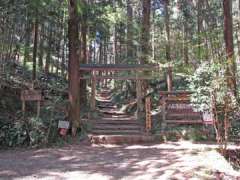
[0,142,227,179]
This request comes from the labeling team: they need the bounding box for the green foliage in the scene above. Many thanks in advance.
[0,116,46,147]
[188,61,240,147]
[230,121,240,140]
[188,62,238,112]
[0,97,65,148]
[188,62,217,112]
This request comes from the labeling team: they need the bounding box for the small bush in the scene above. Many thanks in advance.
[188,61,240,152]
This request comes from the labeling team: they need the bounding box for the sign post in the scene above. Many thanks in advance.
[58,120,70,136]
[145,96,152,133]
[21,90,42,118]
[90,72,96,111]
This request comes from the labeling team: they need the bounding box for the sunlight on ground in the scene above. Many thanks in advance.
[1,141,239,180]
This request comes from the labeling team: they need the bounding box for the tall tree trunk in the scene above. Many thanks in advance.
[6,25,15,61]
[93,40,96,63]
[165,0,173,92]
[68,0,81,136]
[237,0,240,58]
[152,8,155,61]
[24,20,31,66]
[183,21,189,65]
[61,37,66,77]
[61,16,66,77]
[197,0,203,60]
[103,39,108,87]
[80,4,88,108]
[127,0,133,60]
[0,15,6,61]
[38,23,44,70]
[32,16,39,80]
[137,0,151,118]
[141,0,151,65]
[56,27,62,76]
[223,0,237,96]
[111,26,117,66]
[45,27,52,75]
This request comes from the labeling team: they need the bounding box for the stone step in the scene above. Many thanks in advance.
[100,114,130,118]
[92,91,145,137]
[96,99,112,103]
[97,105,116,109]
[91,120,139,125]
[100,116,136,120]
[165,119,203,124]
[99,108,126,116]
[97,101,114,105]
[97,102,115,105]
[91,129,142,135]
[89,135,155,144]
[99,91,111,94]
[93,125,141,130]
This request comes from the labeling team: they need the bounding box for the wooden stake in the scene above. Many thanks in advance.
[161,96,167,131]
[91,72,96,110]
[145,96,152,133]
[136,79,143,119]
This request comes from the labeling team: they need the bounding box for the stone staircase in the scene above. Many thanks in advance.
[91,114,143,135]
[88,89,154,144]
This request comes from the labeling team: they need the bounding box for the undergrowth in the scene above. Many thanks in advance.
[0,62,88,148]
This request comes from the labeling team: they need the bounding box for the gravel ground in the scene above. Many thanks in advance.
[0,141,240,180]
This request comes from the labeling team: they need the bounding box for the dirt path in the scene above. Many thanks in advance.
[1,141,239,180]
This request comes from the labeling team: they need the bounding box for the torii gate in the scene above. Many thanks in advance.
[79,64,159,115]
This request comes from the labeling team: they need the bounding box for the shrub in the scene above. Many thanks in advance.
[188,62,239,152]
[0,97,69,148]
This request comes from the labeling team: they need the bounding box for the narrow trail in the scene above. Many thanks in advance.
[91,89,143,136]
[88,89,156,144]
[95,89,129,117]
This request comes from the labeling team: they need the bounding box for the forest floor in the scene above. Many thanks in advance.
[1,141,240,180]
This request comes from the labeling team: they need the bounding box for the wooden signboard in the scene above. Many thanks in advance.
[21,90,42,101]
[21,90,42,117]
[167,104,192,109]
[145,96,152,133]
[160,91,205,125]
